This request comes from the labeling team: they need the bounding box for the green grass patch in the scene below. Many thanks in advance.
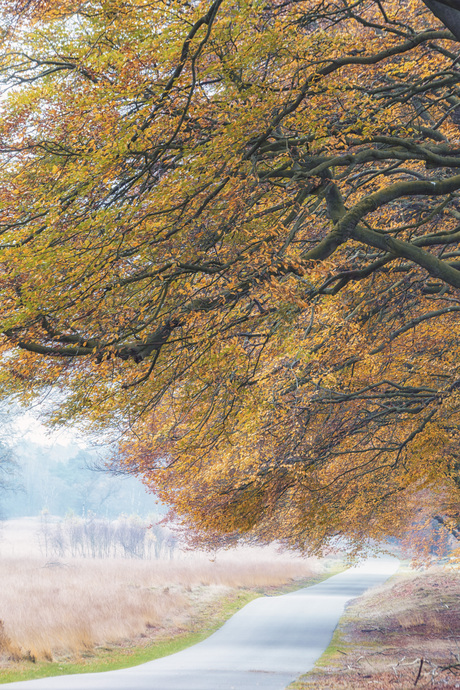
[0,590,256,684]
[0,567,343,684]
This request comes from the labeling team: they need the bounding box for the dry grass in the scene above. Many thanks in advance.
[0,519,320,666]
[294,566,460,689]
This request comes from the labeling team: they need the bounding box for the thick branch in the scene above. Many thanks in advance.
[335,175,460,288]
[423,0,460,42]
[15,320,179,364]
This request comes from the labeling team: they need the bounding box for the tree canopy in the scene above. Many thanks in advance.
[1,0,460,555]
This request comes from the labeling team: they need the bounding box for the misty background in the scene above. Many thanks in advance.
[0,410,161,520]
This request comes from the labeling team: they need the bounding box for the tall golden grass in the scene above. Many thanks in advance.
[0,519,319,664]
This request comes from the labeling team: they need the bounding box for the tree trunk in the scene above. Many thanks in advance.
[423,0,460,41]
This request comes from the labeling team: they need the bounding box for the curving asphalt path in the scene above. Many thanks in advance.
[2,558,399,690]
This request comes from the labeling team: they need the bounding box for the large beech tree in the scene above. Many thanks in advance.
[1,0,460,554]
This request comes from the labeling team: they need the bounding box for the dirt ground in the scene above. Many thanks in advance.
[293,566,460,689]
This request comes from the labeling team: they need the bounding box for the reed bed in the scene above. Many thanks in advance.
[0,520,319,663]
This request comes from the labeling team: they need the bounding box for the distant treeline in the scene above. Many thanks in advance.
[38,514,177,560]
[2,440,161,519]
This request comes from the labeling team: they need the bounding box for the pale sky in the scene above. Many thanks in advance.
[12,413,86,448]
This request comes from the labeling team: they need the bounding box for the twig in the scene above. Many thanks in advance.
[414,657,424,686]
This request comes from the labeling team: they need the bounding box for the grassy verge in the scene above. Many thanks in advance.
[0,589,255,684]
[290,564,460,689]
[0,567,341,684]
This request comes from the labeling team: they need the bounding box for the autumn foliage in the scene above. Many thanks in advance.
[1,0,460,554]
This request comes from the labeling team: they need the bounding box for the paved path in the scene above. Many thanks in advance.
[2,558,399,690]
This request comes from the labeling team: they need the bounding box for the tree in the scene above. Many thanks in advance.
[0,408,18,517]
[1,0,460,554]
[0,441,16,518]
[424,1,460,41]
